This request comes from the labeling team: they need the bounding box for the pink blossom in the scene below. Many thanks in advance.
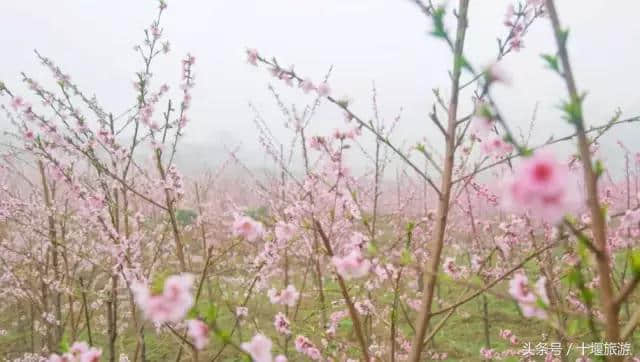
[332,250,371,280]
[294,336,321,359]
[275,222,296,242]
[131,273,194,324]
[505,4,515,20]
[241,334,273,362]
[279,284,299,306]
[47,354,68,362]
[306,348,322,360]
[274,356,287,362]
[503,152,573,223]
[442,257,466,279]
[294,335,314,353]
[510,36,524,51]
[24,130,35,141]
[508,273,548,319]
[70,342,90,356]
[481,136,514,157]
[186,319,210,350]
[471,115,494,137]
[487,63,511,85]
[508,273,530,300]
[232,214,264,241]
[355,299,375,315]
[50,342,101,362]
[274,312,291,335]
[316,82,331,97]
[480,347,497,359]
[246,49,259,66]
[268,284,299,307]
[299,78,315,94]
[10,96,25,110]
[79,348,102,362]
[308,136,325,151]
[236,306,249,318]
[499,328,513,340]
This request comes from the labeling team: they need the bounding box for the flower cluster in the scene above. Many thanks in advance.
[508,273,549,319]
[268,284,300,307]
[131,273,195,325]
[47,341,101,362]
[503,152,574,223]
[232,213,264,241]
[332,249,371,280]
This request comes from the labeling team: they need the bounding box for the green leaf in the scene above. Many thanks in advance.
[567,268,582,287]
[520,147,533,157]
[560,28,570,46]
[430,7,448,39]
[541,54,560,72]
[560,96,584,125]
[567,319,580,336]
[405,221,416,234]
[202,303,218,324]
[630,250,640,276]
[455,55,472,72]
[186,306,199,320]
[151,270,171,295]
[216,329,232,344]
[339,318,353,332]
[400,248,413,266]
[580,288,594,304]
[594,160,605,178]
[59,333,70,353]
[476,104,493,119]
[366,242,378,257]
[535,297,548,310]
[176,209,197,225]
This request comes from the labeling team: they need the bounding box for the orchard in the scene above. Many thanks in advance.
[1,1,639,361]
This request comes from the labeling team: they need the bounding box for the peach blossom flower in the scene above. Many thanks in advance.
[332,250,371,280]
[503,152,574,223]
[186,319,210,350]
[241,334,273,362]
[316,82,331,97]
[232,214,264,241]
[246,49,259,66]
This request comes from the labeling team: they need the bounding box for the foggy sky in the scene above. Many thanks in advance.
[1,0,639,175]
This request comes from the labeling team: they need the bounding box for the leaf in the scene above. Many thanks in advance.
[339,318,353,331]
[151,270,171,295]
[59,333,70,353]
[400,248,413,266]
[430,7,448,39]
[560,28,570,46]
[202,303,218,324]
[630,250,640,276]
[560,96,583,125]
[594,160,605,178]
[580,288,594,304]
[520,147,533,157]
[540,54,560,72]
[216,328,232,344]
[567,319,580,336]
[366,242,378,257]
[176,208,197,225]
